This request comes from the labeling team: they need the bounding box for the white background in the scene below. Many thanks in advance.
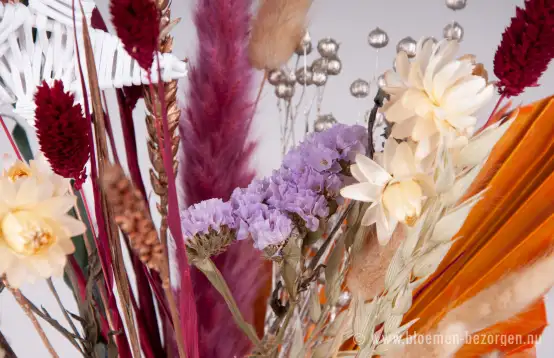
[1,0,553,356]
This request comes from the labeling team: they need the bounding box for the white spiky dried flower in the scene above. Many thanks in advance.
[340,139,435,245]
[382,38,494,161]
[0,155,85,287]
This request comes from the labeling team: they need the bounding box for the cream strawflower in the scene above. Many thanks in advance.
[0,173,85,287]
[340,140,435,245]
[2,153,70,196]
[382,39,494,160]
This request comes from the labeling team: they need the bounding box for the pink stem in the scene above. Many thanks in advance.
[484,93,507,128]
[150,59,200,357]
[0,116,23,161]
[71,1,130,356]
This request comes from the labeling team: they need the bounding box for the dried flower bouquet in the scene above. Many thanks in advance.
[0,0,553,357]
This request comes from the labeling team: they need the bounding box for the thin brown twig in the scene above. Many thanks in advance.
[2,277,59,358]
[46,279,81,340]
[20,294,86,355]
[69,190,115,334]
[0,329,17,358]
[79,11,142,357]
[250,72,267,124]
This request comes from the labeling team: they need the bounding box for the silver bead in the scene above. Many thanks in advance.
[312,71,328,86]
[317,38,339,58]
[443,22,464,42]
[367,27,389,49]
[275,83,295,99]
[422,36,438,46]
[377,74,386,88]
[295,30,313,56]
[314,114,337,132]
[350,79,369,98]
[396,36,417,58]
[311,58,329,73]
[337,291,352,307]
[268,69,284,86]
[326,57,342,76]
[446,0,467,11]
[284,71,297,85]
[295,68,313,86]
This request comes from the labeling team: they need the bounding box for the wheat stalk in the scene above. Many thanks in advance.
[144,4,181,251]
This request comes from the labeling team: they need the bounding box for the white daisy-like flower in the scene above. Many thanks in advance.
[0,159,85,288]
[2,153,70,196]
[382,39,494,161]
[340,140,435,245]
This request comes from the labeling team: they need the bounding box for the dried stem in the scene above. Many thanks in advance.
[101,163,187,358]
[2,278,59,358]
[46,279,81,340]
[143,5,187,357]
[0,329,17,358]
[79,13,141,357]
[194,258,261,348]
[144,5,180,254]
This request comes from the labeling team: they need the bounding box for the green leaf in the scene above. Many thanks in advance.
[63,183,96,299]
[325,238,344,306]
[11,123,34,161]
[71,186,95,273]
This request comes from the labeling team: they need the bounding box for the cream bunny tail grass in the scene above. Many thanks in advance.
[347,226,404,300]
[248,0,312,70]
[437,252,554,335]
[386,253,554,358]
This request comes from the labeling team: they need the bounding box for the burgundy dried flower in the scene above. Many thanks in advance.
[34,80,90,188]
[123,85,144,110]
[110,0,160,70]
[91,7,108,31]
[493,0,554,97]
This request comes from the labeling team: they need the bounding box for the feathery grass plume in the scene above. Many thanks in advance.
[180,0,266,355]
[101,164,165,273]
[493,0,554,97]
[347,226,404,300]
[387,254,554,357]
[110,0,160,70]
[34,80,90,189]
[248,0,312,70]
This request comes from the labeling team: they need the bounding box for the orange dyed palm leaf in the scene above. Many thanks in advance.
[403,96,554,356]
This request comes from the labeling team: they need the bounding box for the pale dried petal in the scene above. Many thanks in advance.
[430,192,483,242]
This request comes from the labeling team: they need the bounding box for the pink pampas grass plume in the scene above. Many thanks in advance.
[181,0,256,204]
[179,0,265,356]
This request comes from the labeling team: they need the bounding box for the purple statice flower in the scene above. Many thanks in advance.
[181,198,237,239]
[310,123,368,161]
[181,125,368,251]
[230,186,293,249]
[283,141,341,173]
[248,209,293,250]
[267,168,329,231]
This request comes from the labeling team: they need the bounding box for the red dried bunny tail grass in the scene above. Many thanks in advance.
[180,0,266,356]
[34,80,90,189]
[493,0,554,97]
[110,0,159,70]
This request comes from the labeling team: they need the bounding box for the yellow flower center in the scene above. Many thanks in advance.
[1,211,57,256]
[5,162,31,181]
[382,180,423,225]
